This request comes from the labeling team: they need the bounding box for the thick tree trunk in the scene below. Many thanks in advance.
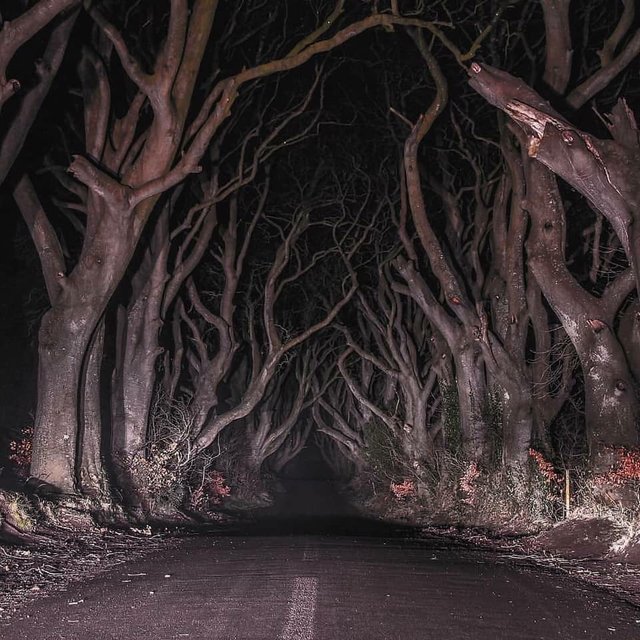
[500,384,533,467]
[526,162,639,468]
[78,320,107,495]
[480,359,533,468]
[477,332,534,467]
[232,411,274,501]
[115,298,163,461]
[233,454,271,503]
[453,342,489,462]
[31,303,94,493]
[31,202,139,491]
[108,304,160,517]
[527,278,572,454]
[582,343,639,467]
[397,379,431,466]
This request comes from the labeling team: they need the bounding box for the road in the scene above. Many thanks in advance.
[3,449,640,639]
[3,522,640,640]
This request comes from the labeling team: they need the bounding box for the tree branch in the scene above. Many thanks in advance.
[13,174,66,303]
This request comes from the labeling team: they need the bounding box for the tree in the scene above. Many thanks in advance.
[468,0,640,469]
[13,1,454,493]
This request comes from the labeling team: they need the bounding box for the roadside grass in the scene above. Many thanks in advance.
[357,449,640,558]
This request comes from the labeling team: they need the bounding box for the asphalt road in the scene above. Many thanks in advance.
[3,522,640,640]
[4,449,640,639]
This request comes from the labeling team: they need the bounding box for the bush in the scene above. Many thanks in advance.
[567,452,640,553]
[0,491,35,532]
[128,445,186,511]
[8,427,33,477]
[127,392,229,515]
[187,469,231,512]
[362,418,409,486]
[372,448,562,531]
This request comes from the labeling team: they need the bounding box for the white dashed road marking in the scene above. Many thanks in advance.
[279,577,318,640]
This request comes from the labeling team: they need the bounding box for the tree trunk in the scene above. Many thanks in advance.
[582,343,639,467]
[618,301,640,383]
[397,378,431,466]
[453,342,489,462]
[31,303,94,493]
[115,298,163,462]
[190,368,222,437]
[31,201,140,491]
[526,162,639,468]
[78,319,107,495]
[393,259,490,462]
[233,454,270,503]
[500,384,533,467]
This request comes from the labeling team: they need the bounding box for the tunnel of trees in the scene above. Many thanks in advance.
[1,0,640,523]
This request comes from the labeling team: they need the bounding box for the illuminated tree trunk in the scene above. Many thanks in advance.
[31,205,140,491]
[452,343,489,461]
[526,162,639,468]
[78,320,107,495]
[32,307,88,492]
[469,59,640,469]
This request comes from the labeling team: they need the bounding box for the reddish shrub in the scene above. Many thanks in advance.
[390,479,416,500]
[189,470,231,511]
[528,448,561,484]
[595,447,640,487]
[9,427,33,477]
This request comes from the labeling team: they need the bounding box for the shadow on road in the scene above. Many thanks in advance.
[237,512,423,538]
[224,444,422,539]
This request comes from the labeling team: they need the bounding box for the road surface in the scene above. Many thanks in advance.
[4,448,640,639]
[3,523,640,640]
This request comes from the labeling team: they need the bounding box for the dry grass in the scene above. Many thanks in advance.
[358,452,562,533]
[0,525,167,620]
[568,477,640,554]
[1,492,36,532]
[362,453,640,558]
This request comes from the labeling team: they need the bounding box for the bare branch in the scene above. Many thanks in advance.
[567,28,640,109]
[13,174,66,303]
[85,2,154,96]
[0,8,77,184]
[0,0,79,107]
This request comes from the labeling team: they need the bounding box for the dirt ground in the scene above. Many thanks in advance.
[423,518,640,608]
[0,489,246,622]
[0,523,171,620]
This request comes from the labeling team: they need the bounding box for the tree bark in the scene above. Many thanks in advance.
[78,320,107,495]
[526,161,639,467]
[31,305,89,492]
[30,187,145,490]
[115,243,168,463]
[452,342,489,462]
